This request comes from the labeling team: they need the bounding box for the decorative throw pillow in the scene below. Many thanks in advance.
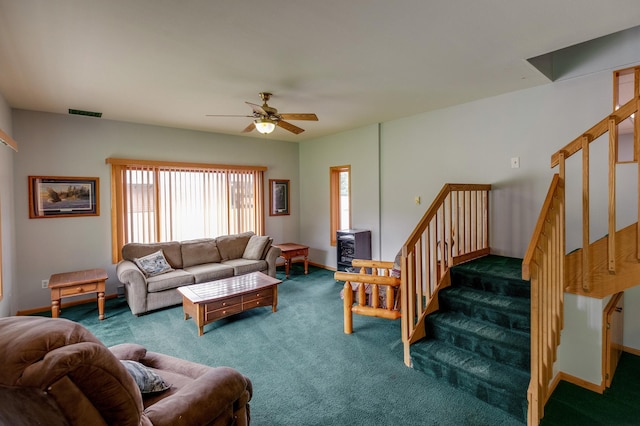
[133,250,174,277]
[242,235,271,260]
[120,360,171,394]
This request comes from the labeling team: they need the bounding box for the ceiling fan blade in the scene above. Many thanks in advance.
[241,122,255,133]
[206,114,253,118]
[245,101,268,116]
[277,120,304,134]
[279,113,318,121]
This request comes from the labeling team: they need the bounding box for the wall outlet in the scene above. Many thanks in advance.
[510,157,520,168]
[42,279,49,289]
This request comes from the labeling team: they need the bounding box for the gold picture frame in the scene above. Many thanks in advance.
[29,176,99,218]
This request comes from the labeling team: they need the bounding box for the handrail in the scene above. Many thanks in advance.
[522,174,565,425]
[522,174,561,279]
[550,96,638,166]
[400,183,491,366]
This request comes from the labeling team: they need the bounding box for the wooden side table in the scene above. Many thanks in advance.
[273,243,309,279]
[48,268,108,320]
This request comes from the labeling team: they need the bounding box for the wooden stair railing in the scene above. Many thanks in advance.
[399,183,491,367]
[525,93,639,425]
[550,94,640,293]
[522,174,565,426]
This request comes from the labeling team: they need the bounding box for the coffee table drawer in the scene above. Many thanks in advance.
[205,304,243,322]
[242,295,273,310]
[206,295,242,310]
[243,289,273,302]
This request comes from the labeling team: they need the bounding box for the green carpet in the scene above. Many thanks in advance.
[540,351,640,425]
[35,265,521,425]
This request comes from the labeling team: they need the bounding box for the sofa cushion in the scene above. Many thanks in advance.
[216,232,254,261]
[183,263,234,284]
[134,250,174,278]
[122,242,183,269]
[242,235,271,260]
[181,239,221,267]
[147,270,194,293]
[120,360,170,394]
[222,259,268,276]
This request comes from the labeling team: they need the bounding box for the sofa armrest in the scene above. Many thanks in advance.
[116,260,149,315]
[264,245,281,278]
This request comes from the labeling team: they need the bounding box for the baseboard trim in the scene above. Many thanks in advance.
[556,371,604,394]
[17,293,119,316]
[623,346,640,356]
[309,261,335,271]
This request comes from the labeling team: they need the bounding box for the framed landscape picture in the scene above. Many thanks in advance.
[29,176,99,218]
[269,179,290,216]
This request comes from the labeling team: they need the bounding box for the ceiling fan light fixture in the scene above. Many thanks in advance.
[254,118,276,134]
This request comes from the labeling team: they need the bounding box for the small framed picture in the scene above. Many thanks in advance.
[269,179,290,216]
[29,176,99,218]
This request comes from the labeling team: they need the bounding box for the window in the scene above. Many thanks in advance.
[107,158,266,262]
[613,66,639,163]
[330,165,351,246]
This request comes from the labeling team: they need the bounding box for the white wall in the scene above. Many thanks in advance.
[0,93,16,317]
[12,110,299,312]
[299,124,380,267]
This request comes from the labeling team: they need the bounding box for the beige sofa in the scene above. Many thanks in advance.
[0,316,252,426]
[116,232,281,315]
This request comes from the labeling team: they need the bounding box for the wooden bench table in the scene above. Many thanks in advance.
[48,268,108,320]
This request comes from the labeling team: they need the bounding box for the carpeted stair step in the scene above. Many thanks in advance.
[426,311,529,370]
[411,339,529,422]
[439,286,530,333]
[450,255,530,299]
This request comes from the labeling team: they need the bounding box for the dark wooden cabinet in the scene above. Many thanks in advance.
[336,229,371,272]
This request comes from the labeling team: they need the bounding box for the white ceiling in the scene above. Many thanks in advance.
[0,1,639,141]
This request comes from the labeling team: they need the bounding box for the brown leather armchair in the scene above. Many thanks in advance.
[0,316,252,425]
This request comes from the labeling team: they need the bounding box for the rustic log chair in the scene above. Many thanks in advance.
[334,259,401,334]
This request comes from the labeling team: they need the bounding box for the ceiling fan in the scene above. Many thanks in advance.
[207,92,318,135]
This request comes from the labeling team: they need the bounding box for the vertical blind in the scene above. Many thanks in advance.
[107,158,265,263]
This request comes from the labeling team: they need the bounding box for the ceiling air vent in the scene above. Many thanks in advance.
[68,109,102,118]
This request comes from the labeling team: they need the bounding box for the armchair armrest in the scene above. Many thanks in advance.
[139,350,252,425]
[109,343,147,362]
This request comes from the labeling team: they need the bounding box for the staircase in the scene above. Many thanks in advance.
[410,255,531,422]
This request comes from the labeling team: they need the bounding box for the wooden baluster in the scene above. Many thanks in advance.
[448,192,453,266]
[636,97,640,260]
[343,281,353,334]
[582,136,591,292]
[358,281,366,308]
[371,267,379,309]
[484,189,490,250]
[608,118,617,272]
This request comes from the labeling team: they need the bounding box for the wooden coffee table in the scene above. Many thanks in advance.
[273,243,309,279]
[48,268,108,320]
[178,272,282,336]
